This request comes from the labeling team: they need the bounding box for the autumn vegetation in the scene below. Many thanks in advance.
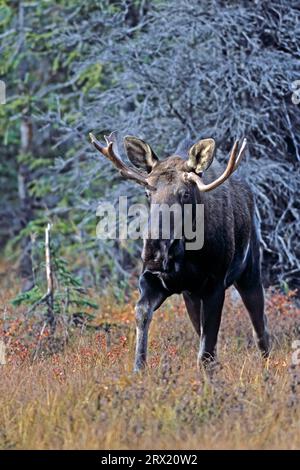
[0,261,299,450]
[0,0,300,451]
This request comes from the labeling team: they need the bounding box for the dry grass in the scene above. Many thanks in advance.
[0,262,299,449]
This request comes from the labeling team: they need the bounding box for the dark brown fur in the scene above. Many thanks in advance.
[133,154,270,371]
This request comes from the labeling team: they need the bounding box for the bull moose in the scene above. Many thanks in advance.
[89,131,270,371]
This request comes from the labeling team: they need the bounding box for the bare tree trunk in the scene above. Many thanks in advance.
[45,223,55,334]
[18,117,34,291]
[17,2,34,292]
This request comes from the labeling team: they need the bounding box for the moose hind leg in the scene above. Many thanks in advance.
[134,272,168,372]
[235,280,270,357]
[198,287,225,365]
[183,292,201,336]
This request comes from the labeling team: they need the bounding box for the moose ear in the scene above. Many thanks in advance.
[124,136,159,172]
[187,138,215,174]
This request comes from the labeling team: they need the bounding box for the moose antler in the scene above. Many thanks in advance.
[184,138,247,192]
[89,132,155,190]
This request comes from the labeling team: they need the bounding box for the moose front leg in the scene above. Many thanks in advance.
[198,286,225,365]
[134,271,169,372]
